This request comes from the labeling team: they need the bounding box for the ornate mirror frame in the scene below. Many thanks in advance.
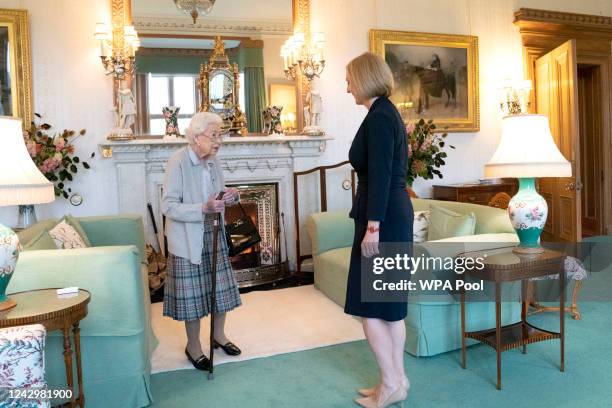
[115,0,311,133]
[0,9,33,126]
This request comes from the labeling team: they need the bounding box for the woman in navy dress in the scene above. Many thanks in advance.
[345,52,414,408]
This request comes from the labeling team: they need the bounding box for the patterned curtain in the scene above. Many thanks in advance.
[244,67,266,133]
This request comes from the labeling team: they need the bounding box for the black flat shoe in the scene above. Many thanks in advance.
[213,340,242,356]
[185,348,211,370]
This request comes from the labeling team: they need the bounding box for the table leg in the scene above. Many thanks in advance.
[560,263,565,372]
[460,286,466,369]
[62,327,75,407]
[522,280,527,354]
[73,323,85,407]
[496,281,502,390]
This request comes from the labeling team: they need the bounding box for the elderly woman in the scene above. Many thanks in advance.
[162,112,242,371]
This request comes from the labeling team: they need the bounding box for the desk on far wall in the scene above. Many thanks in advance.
[433,182,517,206]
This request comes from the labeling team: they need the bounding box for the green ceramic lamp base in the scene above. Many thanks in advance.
[508,178,548,254]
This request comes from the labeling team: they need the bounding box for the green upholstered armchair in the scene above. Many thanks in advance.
[10,215,156,408]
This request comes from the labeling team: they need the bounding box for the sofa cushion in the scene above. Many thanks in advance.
[412,198,514,234]
[49,219,89,249]
[413,210,430,243]
[427,205,476,241]
[22,229,56,251]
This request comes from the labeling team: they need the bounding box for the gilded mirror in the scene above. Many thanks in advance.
[127,0,309,135]
[0,9,33,126]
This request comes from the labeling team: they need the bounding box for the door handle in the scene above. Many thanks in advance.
[575,181,583,191]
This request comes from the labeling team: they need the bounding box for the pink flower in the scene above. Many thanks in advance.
[26,141,37,158]
[420,135,433,152]
[406,123,415,135]
[54,137,66,152]
[41,158,60,173]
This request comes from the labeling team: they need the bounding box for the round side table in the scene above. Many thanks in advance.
[0,288,90,407]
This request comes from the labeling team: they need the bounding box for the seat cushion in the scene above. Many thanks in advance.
[428,205,476,240]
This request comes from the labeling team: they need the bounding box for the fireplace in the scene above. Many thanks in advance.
[225,183,289,287]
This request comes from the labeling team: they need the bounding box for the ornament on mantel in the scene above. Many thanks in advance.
[162,106,181,140]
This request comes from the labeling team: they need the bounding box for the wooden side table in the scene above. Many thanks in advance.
[433,182,517,206]
[0,289,90,407]
[459,248,565,390]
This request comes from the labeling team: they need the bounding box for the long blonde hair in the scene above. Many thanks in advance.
[346,52,394,102]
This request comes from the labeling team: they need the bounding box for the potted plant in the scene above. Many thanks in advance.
[23,115,93,199]
[405,119,455,196]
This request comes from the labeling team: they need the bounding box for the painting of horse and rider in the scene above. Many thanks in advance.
[370,30,480,132]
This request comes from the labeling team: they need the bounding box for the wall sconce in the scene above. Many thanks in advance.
[94,22,140,80]
[498,79,532,116]
[281,31,325,82]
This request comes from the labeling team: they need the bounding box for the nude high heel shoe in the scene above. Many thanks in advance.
[355,383,408,408]
[357,376,410,397]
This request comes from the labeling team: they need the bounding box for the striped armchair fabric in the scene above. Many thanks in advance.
[0,324,49,408]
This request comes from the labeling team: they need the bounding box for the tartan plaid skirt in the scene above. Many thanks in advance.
[163,215,242,321]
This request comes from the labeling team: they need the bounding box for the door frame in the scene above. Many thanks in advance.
[515,8,612,235]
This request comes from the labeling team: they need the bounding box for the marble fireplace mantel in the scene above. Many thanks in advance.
[99,135,332,270]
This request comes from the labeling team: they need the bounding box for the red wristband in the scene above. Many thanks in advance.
[367,226,380,234]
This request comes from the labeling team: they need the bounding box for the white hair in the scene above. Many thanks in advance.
[185,112,223,144]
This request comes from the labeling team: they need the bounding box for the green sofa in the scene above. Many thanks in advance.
[10,215,156,407]
[306,198,522,357]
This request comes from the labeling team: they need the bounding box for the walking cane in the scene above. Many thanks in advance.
[208,212,221,380]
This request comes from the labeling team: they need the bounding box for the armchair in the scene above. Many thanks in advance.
[9,215,156,408]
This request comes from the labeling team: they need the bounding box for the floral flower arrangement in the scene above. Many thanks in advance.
[406,118,454,186]
[23,114,93,199]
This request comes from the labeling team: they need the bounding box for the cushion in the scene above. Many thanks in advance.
[64,215,92,247]
[427,205,476,241]
[49,219,88,249]
[22,229,57,251]
[413,210,430,243]
[0,324,49,407]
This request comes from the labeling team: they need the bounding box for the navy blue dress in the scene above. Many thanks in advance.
[344,96,414,322]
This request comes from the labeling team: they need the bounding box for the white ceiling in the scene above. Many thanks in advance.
[133,0,292,23]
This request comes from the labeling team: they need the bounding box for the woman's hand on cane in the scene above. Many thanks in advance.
[203,196,225,213]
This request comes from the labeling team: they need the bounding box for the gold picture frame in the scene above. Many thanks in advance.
[0,8,33,126]
[370,29,479,132]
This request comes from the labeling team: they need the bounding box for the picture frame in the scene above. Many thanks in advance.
[268,81,297,133]
[0,9,33,126]
[370,29,479,132]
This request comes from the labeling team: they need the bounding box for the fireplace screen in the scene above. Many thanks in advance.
[225,183,289,287]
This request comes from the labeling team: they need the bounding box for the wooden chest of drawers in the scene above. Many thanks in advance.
[432,183,517,206]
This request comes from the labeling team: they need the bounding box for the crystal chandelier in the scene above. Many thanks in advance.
[498,79,532,116]
[174,0,216,24]
[280,32,325,81]
[94,23,140,80]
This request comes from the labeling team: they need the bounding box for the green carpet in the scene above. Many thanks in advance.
[151,270,612,407]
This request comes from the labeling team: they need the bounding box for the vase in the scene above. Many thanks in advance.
[162,106,180,138]
[507,177,547,253]
[262,106,283,135]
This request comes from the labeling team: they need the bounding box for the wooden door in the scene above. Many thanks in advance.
[578,65,604,236]
[534,39,581,242]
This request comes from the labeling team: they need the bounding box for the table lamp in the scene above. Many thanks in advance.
[484,114,571,254]
[0,116,55,310]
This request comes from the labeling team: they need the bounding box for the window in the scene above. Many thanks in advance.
[147,74,198,135]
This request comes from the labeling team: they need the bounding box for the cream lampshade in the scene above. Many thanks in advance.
[484,114,571,253]
[0,116,55,310]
